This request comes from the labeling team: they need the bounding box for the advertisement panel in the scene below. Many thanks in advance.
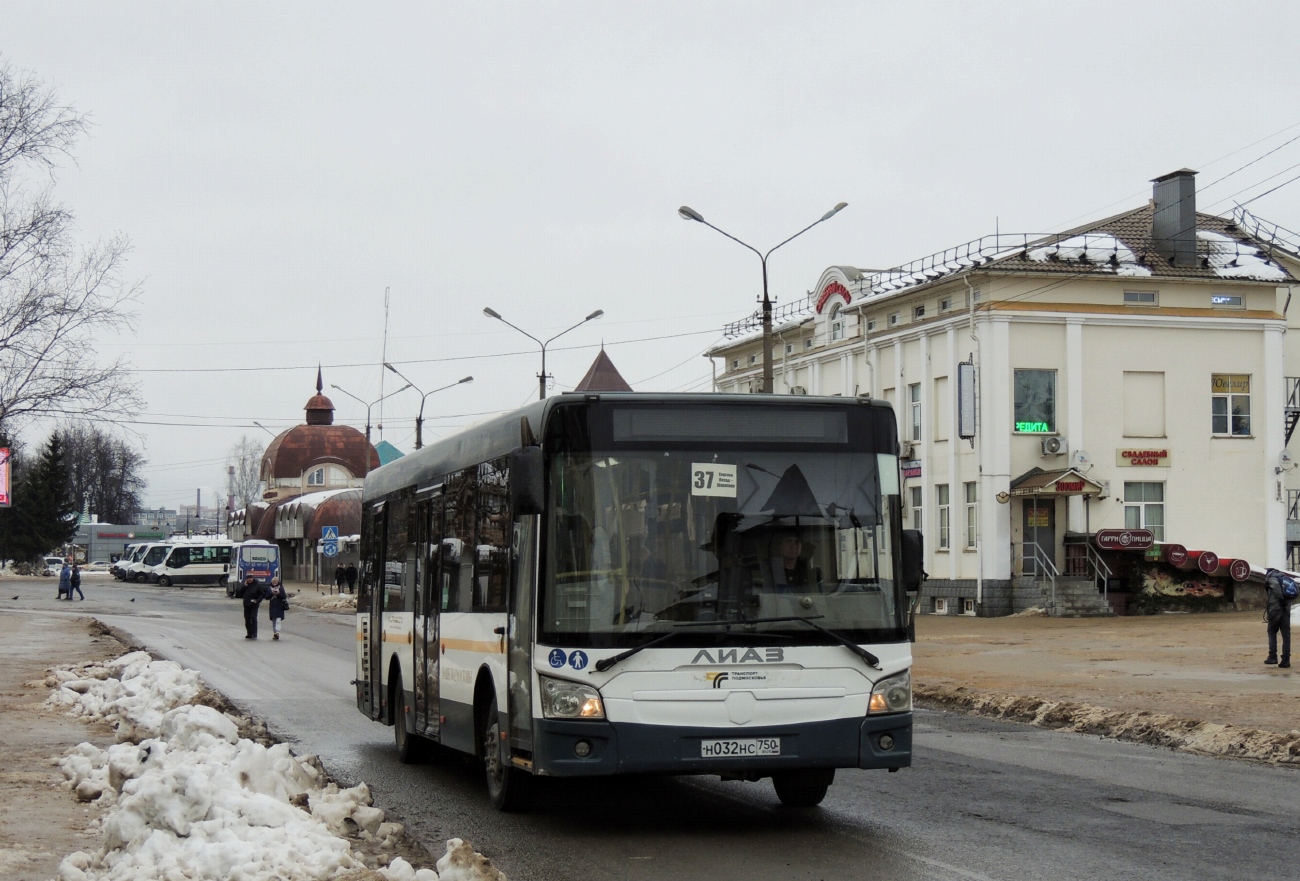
[0,447,10,507]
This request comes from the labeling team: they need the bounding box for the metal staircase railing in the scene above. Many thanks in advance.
[1020,540,1058,613]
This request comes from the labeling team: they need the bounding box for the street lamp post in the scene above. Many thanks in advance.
[329,383,412,474]
[678,202,847,393]
[383,364,473,450]
[482,307,604,400]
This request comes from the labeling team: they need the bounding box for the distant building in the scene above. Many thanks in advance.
[709,170,1298,616]
[228,370,376,582]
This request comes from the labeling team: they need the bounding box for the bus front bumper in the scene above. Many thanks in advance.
[531,712,911,777]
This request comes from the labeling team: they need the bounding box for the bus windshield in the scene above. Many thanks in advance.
[540,403,905,648]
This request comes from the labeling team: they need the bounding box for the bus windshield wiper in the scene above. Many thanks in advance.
[718,615,882,670]
[593,629,687,673]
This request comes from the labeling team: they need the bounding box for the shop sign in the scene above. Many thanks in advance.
[1197,550,1219,574]
[1094,529,1154,551]
[815,280,852,314]
[1117,448,1170,467]
[1228,559,1251,582]
[1053,480,1086,492]
[901,461,922,480]
[1165,544,1188,566]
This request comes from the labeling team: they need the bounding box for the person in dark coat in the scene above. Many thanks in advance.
[69,564,84,600]
[267,577,288,640]
[58,561,72,600]
[1264,568,1294,668]
[241,575,270,639]
[334,564,346,593]
[345,562,357,594]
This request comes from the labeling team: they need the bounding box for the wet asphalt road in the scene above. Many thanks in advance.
[23,575,1300,880]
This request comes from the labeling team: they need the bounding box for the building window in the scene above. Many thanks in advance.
[909,486,923,532]
[1124,290,1158,306]
[784,342,794,355]
[1211,374,1251,435]
[909,383,922,442]
[805,338,814,349]
[913,304,926,320]
[936,484,950,550]
[1211,294,1243,309]
[965,287,981,308]
[748,354,757,366]
[307,468,324,486]
[964,481,978,549]
[889,313,900,327]
[933,597,948,615]
[1013,369,1056,433]
[940,297,952,312]
[866,318,876,332]
[731,359,739,370]
[829,305,846,341]
[1124,482,1164,540]
[962,598,976,616]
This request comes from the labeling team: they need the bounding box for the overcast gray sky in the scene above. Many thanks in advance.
[7,2,1300,511]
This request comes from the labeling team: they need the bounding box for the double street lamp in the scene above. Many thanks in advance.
[329,382,412,474]
[678,202,847,393]
[482,307,604,400]
[383,364,473,450]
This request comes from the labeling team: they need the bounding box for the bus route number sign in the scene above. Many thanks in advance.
[691,463,738,498]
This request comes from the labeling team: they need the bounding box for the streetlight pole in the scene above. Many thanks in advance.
[678,202,847,393]
[330,383,412,474]
[383,364,473,450]
[482,308,605,400]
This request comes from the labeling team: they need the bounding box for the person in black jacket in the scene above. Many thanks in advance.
[69,564,84,600]
[1264,569,1294,668]
[345,562,357,594]
[241,576,269,639]
[267,578,288,640]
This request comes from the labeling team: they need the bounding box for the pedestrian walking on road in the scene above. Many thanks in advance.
[57,561,71,600]
[1264,568,1295,668]
[345,562,357,594]
[69,564,84,600]
[268,578,288,640]
[334,563,346,593]
[240,575,269,639]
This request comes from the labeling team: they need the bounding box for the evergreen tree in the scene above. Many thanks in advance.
[0,434,77,563]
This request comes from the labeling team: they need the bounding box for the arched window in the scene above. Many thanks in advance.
[829,304,846,341]
[306,467,325,487]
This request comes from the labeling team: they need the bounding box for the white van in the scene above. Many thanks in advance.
[125,543,172,583]
[112,543,146,580]
[151,542,234,587]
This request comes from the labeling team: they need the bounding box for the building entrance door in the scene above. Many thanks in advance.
[1022,498,1055,575]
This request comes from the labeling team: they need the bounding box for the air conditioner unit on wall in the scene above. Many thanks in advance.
[900,440,915,459]
[1041,436,1068,456]
[789,385,808,395]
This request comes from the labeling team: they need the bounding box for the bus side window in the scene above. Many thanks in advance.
[385,496,410,613]
[475,458,509,613]
[442,468,477,613]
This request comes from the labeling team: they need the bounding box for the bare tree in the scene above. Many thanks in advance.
[227,435,264,509]
[58,423,146,524]
[0,58,142,436]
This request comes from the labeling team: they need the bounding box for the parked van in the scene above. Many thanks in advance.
[151,542,234,587]
[112,543,146,580]
[125,543,172,583]
[43,556,66,577]
[226,540,281,597]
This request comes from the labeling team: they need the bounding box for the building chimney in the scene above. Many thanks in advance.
[1151,169,1198,268]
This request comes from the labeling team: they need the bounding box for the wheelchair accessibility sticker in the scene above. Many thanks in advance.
[548,648,567,668]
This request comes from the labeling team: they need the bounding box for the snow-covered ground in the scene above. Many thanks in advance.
[44,652,505,881]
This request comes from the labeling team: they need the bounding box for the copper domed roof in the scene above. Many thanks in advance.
[261,424,377,481]
[305,366,335,425]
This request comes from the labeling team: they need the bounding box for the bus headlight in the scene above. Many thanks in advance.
[868,670,911,714]
[540,676,605,720]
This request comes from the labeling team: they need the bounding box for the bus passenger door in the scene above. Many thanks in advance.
[414,492,442,737]
[357,505,385,719]
[507,516,536,757]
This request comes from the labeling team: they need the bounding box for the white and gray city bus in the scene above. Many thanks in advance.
[355,393,922,810]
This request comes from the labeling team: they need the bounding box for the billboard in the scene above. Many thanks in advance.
[0,447,10,507]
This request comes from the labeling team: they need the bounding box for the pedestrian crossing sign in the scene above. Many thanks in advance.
[322,525,339,540]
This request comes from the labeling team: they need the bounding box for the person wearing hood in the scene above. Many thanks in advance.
[240,575,270,639]
[1264,568,1295,668]
[267,577,288,640]
[57,560,72,600]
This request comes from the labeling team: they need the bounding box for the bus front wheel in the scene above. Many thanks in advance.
[392,675,424,764]
[482,695,530,811]
[157,576,171,587]
[772,769,834,807]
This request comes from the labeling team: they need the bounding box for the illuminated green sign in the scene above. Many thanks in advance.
[1016,421,1053,433]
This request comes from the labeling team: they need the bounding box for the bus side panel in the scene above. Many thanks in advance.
[437,611,508,755]
[381,611,415,725]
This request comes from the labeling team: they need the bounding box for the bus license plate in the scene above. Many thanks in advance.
[700,737,780,758]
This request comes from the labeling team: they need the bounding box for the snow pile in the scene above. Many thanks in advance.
[916,684,1300,764]
[1198,230,1288,280]
[46,652,506,881]
[1026,234,1152,276]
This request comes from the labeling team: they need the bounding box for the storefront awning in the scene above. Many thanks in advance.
[1009,467,1105,497]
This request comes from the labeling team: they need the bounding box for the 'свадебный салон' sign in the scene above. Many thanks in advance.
[1116,448,1170,467]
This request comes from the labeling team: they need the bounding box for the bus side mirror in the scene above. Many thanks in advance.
[901,529,925,593]
[510,446,544,516]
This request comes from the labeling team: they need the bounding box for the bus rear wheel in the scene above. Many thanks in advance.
[482,695,530,811]
[772,769,834,807]
[392,675,424,764]
[157,575,171,587]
